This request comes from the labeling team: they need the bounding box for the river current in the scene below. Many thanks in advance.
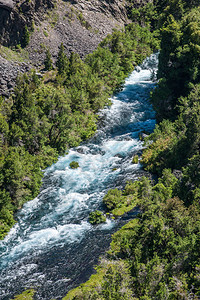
[0,53,158,300]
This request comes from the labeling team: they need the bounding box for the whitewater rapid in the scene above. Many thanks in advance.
[0,53,158,299]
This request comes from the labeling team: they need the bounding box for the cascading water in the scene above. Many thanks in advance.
[0,53,158,300]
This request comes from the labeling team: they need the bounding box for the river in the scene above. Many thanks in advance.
[0,53,158,300]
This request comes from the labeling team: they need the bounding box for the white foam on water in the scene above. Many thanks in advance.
[125,69,152,85]
[40,192,90,222]
[21,197,40,213]
[102,139,142,157]
[99,218,115,230]
[3,221,91,265]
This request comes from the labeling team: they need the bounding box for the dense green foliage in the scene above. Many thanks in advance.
[44,49,53,71]
[65,1,200,299]
[143,3,200,203]
[69,161,79,169]
[151,2,200,120]
[11,289,35,300]
[0,22,157,239]
[22,25,30,48]
[89,210,106,225]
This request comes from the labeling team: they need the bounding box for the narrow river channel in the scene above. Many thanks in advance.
[0,53,158,300]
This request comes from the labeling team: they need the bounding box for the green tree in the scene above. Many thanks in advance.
[22,25,30,48]
[44,49,53,71]
[56,43,68,75]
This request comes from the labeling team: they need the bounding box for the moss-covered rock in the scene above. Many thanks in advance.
[103,188,124,211]
[112,167,118,171]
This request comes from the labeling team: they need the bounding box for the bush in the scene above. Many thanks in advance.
[132,155,139,164]
[44,49,53,71]
[103,189,124,211]
[69,161,79,169]
[22,25,30,48]
[56,43,68,75]
[89,210,106,225]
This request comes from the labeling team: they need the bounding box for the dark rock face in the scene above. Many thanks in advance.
[0,55,30,96]
[0,0,54,46]
[0,0,14,11]
[0,11,24,47]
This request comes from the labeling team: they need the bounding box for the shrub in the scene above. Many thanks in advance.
[132,155,139,164]
[44,49,53,71]
[89,210,106,225]
[103,189,124,211]
[56,43,68,75]
[22,25,30,48]
[69,161,79,169]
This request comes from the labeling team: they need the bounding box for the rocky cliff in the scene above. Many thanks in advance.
[0,0,132,95]
[0,0,150,95]
[26,0,129,65]
[0,0,128,60]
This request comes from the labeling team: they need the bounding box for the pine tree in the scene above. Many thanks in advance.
[56,43,68,75]
[44,49,53,71]
[68,52,82,76]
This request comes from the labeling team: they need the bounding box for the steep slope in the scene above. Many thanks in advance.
[26,0,129,65]
[0,0,128,62]
[0,0,130,95]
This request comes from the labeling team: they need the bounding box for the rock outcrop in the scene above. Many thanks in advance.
[0,0,54,47]
[0,0,130,95]
[0,0,151,96]
[0,0,14,11]
[0,55,30,96]
[26,0,129,66]
[0,0,128,55]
